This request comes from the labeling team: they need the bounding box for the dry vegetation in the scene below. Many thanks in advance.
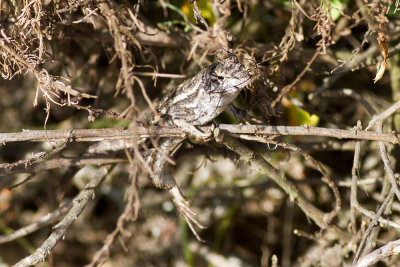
[1,0,400,266]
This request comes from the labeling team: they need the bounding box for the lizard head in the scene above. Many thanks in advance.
[207,56,252,93]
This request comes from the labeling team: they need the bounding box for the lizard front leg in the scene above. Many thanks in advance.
[172,119,213,142]
[146,138,206,241]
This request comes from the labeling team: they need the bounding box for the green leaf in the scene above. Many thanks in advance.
[288,105,319,126]
[323,0,345,21]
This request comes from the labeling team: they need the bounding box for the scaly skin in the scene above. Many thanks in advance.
[146,56,252,240]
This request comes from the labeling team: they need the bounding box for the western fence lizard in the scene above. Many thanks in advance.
[145,55,252,240]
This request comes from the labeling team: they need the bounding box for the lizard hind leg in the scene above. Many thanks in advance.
[151,171,207,241]
[169,185,207,241]
[146,139,206,241]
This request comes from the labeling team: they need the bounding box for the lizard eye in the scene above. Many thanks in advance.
[217,76,224,80]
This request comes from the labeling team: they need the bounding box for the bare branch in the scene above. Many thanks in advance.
[1,125,398,144]
[354,188,396,263]
[213,127,351,242]
[12,165,112,267]
[366,99,400,130]
[0,155,125,177]
[355,236,400,267]
[351,121,362,234]
[0,202,72,244]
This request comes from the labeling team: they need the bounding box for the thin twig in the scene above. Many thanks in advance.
[271,48,321,108]
[355,238,400,267]
[354,188,395,263]
[366,99,400,130]
[266,139,341,224]
[0,155,125,177]
[319,89,377,116]
[378,139,400,202]
[369,101,400,203]
[355,200,400,230]
[0,202,73,244]
[351,121,362,234]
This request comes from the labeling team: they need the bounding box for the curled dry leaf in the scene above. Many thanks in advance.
[374,28,388,83]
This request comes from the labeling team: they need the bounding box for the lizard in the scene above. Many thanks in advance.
[145,55,252,240]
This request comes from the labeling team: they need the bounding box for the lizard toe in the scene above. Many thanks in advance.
[169,186,207,241]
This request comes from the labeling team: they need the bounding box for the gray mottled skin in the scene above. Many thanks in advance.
[146,56,251,240]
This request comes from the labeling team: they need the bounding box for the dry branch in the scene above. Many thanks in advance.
[0,155,125,176]
[355,237,400,267]
[0,202,73,244]
[12,165,112,267]
[0,125,398,144]
[213,128,351,242]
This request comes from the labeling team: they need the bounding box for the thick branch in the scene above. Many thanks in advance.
[213,128,351,242]
[0,125,398,144]
[13,165,112,267]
